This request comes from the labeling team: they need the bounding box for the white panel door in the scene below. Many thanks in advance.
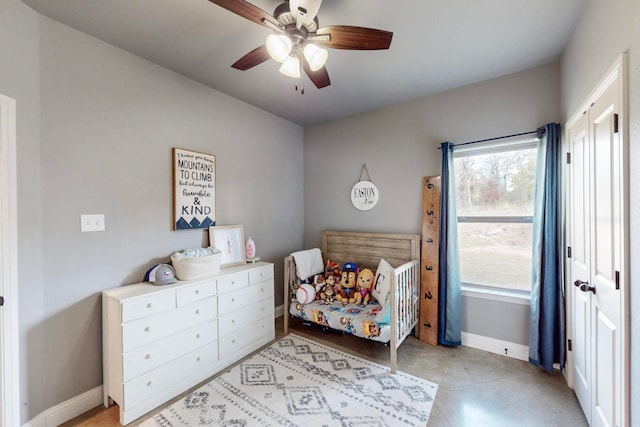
[0,94,19,427]
[567,58,627,427]
[588,79,622,427]
[568,113,591,421]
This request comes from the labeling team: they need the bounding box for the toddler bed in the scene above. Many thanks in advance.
[284,230,420,373]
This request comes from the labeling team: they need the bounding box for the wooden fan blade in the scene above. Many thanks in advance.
[231,45,270,70]
[315,26,393,50]
[208,0,279,27]
[301,55,330,89]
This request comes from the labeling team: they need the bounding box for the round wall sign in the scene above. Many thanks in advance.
[351,180,379,211]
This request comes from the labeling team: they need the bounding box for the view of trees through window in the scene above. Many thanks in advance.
[454,145,537,291]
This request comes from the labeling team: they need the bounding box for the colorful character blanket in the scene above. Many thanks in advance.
[289,299,390,343]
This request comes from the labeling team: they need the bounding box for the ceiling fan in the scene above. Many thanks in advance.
[208,0,393,89]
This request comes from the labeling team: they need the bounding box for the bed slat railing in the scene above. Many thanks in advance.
[389,259,419,373]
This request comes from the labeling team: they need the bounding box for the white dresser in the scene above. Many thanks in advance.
[102,262,274,425]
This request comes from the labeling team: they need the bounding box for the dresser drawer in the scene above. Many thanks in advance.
[217,286,256,316]
[122,321,217,381]
[249,265,273,284]
[121,290,175,323]
[122,297,217,352]
[218,297,274,336]
[248,279,273,300]
[219,314,274,356]
[176,280,216,307]
[123,342,218,409]
[217,272,248,294]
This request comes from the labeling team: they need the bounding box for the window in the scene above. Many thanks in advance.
[453,139,538,293]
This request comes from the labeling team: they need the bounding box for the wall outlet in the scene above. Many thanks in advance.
[80,214,105,232]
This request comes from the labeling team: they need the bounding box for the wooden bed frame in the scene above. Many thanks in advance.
[284,230,421,373]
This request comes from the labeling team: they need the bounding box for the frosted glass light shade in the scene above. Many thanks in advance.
[279,56,301,78]
[266,34,292,63]
[303,43,328,71]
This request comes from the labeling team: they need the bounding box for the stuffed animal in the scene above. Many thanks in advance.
[296,283,316,304]
[356,268,375,305]
[336,262,359,304]
[313,274,326,300]
[320,283,335,302]
[325,259,342,285]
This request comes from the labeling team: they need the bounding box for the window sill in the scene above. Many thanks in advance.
[461,285,531,306]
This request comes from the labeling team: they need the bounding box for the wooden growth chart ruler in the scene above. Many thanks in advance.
[419,176,440,345]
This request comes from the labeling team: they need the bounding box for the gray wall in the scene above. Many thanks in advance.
[561,0,640,420]
[4,1,304,422]
[304,62,561,346]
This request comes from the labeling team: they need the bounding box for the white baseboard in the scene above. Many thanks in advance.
[275,304,284,318]
[24,385,103,427]
[462,331,529,362]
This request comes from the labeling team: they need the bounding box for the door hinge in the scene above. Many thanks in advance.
[566,152,571,164]
[568,339,572,351]
[567,246,572,258]
[614,113,619,133]
[0,296,4,306]
[615,271,620,290]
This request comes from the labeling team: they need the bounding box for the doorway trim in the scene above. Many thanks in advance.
[0,93,20,427]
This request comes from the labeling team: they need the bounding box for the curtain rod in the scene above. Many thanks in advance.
[438,129,543,149]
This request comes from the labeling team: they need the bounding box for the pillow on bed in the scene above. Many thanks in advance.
[375,293,391,324]
[372,258,393,305]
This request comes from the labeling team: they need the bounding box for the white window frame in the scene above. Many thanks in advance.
[454,137,538,302]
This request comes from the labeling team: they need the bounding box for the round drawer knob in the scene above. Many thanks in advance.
[195,289,200,294]
[232,339,236,343]
[231,319,235,323]
[146,303,152,308]
[147,381,152,386]
[144,326,150,332]
[196,357,201,362]
[196,333,201,338]
[195,309,200,314]
[145,354,151,360]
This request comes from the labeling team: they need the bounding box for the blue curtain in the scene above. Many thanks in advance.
[438,142,462,346]
[529,123,565,372]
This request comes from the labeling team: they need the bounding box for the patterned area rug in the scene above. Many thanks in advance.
[139,334,437,426]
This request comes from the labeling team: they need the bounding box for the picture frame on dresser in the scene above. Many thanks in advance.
[209,225,246,267]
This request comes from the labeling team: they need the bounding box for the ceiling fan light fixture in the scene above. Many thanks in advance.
[279,55,301,78]
[266,34,292,63]
[303,43,328,71]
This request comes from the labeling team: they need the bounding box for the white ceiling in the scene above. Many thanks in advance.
[22,0,587,126]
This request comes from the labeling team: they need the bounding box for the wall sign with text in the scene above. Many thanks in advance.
[351,164,379,211]
[173,148,216,230]
[351,180,379,210]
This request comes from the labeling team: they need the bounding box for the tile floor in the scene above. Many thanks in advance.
[63,316,588,426]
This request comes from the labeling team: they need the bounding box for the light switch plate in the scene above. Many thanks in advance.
[80,214,105,232]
